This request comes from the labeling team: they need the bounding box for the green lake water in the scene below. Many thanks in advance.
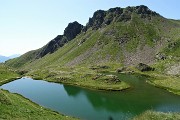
[1,74,180,120]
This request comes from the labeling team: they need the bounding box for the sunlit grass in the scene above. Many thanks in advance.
[133,110,180,120]
[0,89,78,120]
[0,64,20,85]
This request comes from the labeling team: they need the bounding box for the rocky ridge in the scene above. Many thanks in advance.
[84,5,159,30]
[37,21,83,58]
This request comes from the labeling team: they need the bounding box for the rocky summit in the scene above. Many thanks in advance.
[84,5,159,30]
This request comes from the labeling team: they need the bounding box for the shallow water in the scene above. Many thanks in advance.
[1,74,180,120]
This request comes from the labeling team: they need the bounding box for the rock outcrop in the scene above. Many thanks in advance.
[84,5,159,31]
[37,21,83,58]
[136,63,155,72]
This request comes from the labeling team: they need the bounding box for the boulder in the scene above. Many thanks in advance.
[116,67,127,73]
[105,75,121,82]
[136,63,154,72]
[156,53,166,60]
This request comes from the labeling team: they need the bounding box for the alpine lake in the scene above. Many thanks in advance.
[1,74,180,120]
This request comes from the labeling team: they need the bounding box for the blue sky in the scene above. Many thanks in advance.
[0,0,180,56]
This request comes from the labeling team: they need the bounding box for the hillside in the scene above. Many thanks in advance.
[0,89,77,120]
[0,64,20,85]
[5,21,83,68]
[6,5,180,71]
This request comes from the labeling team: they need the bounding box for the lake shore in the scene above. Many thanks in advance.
[0,77,21,86]
[147,77,180,95]
[0,89,78,120]
[1,64,179,120]
[2,75,178,119]
[0,65,78,120]
[35,76,131,91]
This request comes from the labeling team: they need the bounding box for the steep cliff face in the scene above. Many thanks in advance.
[37,21,83,58]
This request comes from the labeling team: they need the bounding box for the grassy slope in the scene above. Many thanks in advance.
[0,64,77,120]
[0,65,20,86]
[5,15,180,93]
[147,22,180,95]
[6,15,180,68]
[0,89,77,120]
[27,65,130,91]
[133,110,180,120]
[6,29,131,91]
[5,15,162,68]
[131,70,180,95]
[145,64,180,95]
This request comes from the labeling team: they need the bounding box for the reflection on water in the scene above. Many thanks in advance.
[1,74,180,120]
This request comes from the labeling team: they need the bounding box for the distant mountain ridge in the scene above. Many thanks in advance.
[6,5,180,75]
[0,54,20,63]
[0,55,9,63]
[9,54,21,59]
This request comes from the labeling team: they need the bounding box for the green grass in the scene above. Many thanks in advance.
[28,65,130,91]
[0,64,78,120]
[147,76,180,95]
[114,65,180,95]
[0,89,78,120]
[163,38,180,58]
[137,72,180,95]
[0,65,75,120]
[0,65,20,86]
[133,110,180,120]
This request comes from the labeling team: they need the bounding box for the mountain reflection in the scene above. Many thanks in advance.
[2,77,180,120]
[63,75,180,115]
[63,85,82,96]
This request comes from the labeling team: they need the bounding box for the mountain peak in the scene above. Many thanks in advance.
[135,5,158,15]
[85,5,159,30]
[64,21,84,40]
[37,21,83,58]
